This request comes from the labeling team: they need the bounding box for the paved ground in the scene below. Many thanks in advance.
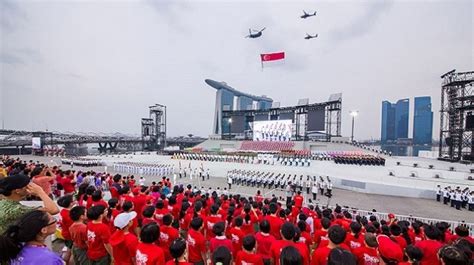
[15,155,474,223]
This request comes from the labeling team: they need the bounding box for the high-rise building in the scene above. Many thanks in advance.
[205,79,273,135]
[413,96,433,145]
[381,99,409,143]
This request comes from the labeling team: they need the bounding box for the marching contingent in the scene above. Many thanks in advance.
[437,185,474,211]
[226,169,334,200]
[61,157,103,167]
[112,162,175,177]
[173,152,312,167]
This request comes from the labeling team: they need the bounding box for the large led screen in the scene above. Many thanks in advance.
[253,120,292,141]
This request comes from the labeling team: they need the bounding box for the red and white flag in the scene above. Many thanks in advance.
[260,52,285,69]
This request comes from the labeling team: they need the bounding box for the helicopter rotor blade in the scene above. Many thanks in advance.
[260,27,266,32]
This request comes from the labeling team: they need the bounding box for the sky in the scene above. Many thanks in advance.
[0,0,472,140]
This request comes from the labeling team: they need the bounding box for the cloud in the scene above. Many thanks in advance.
[0,49,43,65]
[329,1,393,44]
[0,0,27,33]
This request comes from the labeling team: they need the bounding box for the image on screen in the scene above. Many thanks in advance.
[253,120,292,141]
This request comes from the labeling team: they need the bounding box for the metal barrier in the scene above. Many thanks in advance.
[349,209,474,236]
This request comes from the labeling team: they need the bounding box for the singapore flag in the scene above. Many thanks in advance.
[260,52,285,68]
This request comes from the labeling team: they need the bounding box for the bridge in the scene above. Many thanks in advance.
[0,130,205,153]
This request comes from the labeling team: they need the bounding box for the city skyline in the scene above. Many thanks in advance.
[1,1,472,140]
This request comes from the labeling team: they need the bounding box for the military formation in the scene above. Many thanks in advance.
[173,152,311,167]
[112,162,174,177]
[226,169,334,199]
[332,154,385,166]
[438,185,474,211]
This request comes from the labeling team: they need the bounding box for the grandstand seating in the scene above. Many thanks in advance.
[240,141,295,152]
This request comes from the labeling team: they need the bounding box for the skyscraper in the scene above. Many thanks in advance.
[381,99,409,143]
[413,96,433,145]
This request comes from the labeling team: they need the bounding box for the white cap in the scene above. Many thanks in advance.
[114,211,137,229]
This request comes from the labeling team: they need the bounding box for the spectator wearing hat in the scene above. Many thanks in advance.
[109,211,139,265]
[376,235,404,265]
[0,174,59,234]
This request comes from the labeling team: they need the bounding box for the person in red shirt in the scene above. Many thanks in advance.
[293,191,304,209]
[270,222,298,265]
[345,222,365,251]
[86,205,113,264]
[210,222,233,253]
[297,221,313,251]
[376,235,404,265]
[132,187,148,222]
[390,224,407,250]
[136,222,166,265]
[122,201,140,236]
[110,211,139,265]
[352,233,380,265]
[279,246,304,265]
[154,200,169,226]
[166,238,193,265]
[399,245,423,265]
[255,220,276,264]
[327,247,357,265]
[241,203,258,236]
[415,225,444,265]
[206,204,224,240]
[58,195,75,264]
[264,203,284,240]
[314,217,331,249]
[141,206,157,227]
[235,235,264,265]
[91,190,109,209]
[311,225,350,265]
[255,190,264,204]
[229,216,246,258]
[293,227,310,265]
[69,206,89,265]
[160,214,180,261]
[62,171,76,195]
[187,217,207,264]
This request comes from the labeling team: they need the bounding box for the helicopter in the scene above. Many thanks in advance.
[245,27,266,38]
[304,33,318,40]
[301,10,317,19]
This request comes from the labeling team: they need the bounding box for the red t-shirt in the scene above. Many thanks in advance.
[154,208,169,226]
[62,177,75,194]
[187,229,206,263]
[345,233,365,250]
[86,222,111,260]
[135,242,165,265]
[311,245,350,265]
[314,229,329,248]
[255,232,276,260]
[132,194,148,220]
[264,215,284,240]
[300,231,313,250]
[210,236,233,253]
[206,215,223,240]
[393,235,407,250]
[415,239,443,265]
[235,250,264,265]
[270,240,294,265]
[109,230,139,265]
[69,222,88,249]
[60,208,73,240]
[294,195,304,208]
[229,227,245,257]
[294,241,310,265]
[160,225,180,261]
[142,218,156,227]
[353,246,380,265]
